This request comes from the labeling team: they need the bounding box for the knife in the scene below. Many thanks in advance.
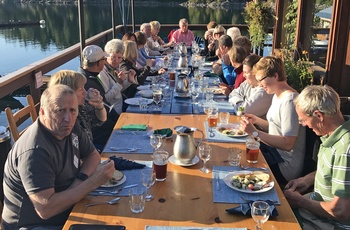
[94,184,138,193]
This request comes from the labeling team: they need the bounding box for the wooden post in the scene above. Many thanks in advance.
[325,0,350,96]
[294,0,315,59]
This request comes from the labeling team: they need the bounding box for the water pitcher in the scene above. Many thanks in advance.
[173,126,204,164]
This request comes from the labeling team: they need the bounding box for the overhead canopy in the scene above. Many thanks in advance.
[316,6,332,22]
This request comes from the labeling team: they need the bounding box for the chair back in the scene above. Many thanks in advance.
[5,95,38,142]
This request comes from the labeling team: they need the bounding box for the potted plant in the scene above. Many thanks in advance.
[243,0,275,49]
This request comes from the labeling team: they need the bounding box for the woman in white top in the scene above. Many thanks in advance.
[240,56,306,185]
[229,54,273,118]
[99,39,136,114]
[149,21,173,50]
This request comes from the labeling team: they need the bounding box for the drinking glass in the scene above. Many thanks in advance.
[141,169,156,201]
[198,143,212,173]
[191,84,199,104]
[251,201,270,230]
[207,107,219,137]
[150,134,162,152]
[152,88,162,111]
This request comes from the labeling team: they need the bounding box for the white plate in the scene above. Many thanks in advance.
[137,85,151,90]
[216,123,248,138]
[139,90,153,98]
[100,174,126,188]
[223,171,274,194]
[147,130,173,139]
[124,98,153,106]
[169,155,199,167]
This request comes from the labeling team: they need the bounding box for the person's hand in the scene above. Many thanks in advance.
[127,69,136,83]
[86,88,103,108]
[89,160,115,187]
[222,53,230,65]
[117,70,128,84]
[158,68,166,75]
[219,83,232,96]
[284,177,311,194]
[212,63,222,75]
[146,59,154,67]
[240,115,258,134]
[284,189,305,208]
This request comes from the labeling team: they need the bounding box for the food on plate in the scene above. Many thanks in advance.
[217,125,245,136]
[230,171,270,191]
[107,170,124,185]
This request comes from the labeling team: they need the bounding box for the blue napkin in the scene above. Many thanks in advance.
[226,199,279,217]
[109,156,146,170]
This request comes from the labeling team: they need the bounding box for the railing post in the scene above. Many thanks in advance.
[111,0,116,38]
[78,0,85,64]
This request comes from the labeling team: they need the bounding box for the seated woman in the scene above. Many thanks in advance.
[202,21,217,56]
[219,45,248,95]
[120,40,165,98]
[206,25,226,61]
[122,31,137,42]
[48,70,107,151]
[149,20,173,50]
[99,39,136,114]
[135,31,156,68]
[240,56,306,185]
[229,54,273,118]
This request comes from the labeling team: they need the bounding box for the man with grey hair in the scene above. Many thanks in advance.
[170,18,195,46]
[99,39,136,114]
[140,22,161,56]
[2,84,115,229]
[79,44,119,151]
[285,85,350,230]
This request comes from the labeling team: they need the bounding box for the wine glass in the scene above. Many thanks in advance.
[150,134,162,152]
[251,201,270,230]
[198,143,211,173]
[141,168,156,201]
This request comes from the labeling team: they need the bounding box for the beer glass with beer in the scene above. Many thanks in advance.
[207,107,219,137]
[153,150,169,181]
[245,135,260,163]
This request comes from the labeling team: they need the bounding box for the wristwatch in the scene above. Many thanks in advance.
[252,131,259,138]
[76,172,88,181]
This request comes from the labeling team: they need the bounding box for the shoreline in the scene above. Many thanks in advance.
[0,0,245,9]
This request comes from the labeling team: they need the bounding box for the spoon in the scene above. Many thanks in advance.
[240,164,268,171]
[85,197,121,207]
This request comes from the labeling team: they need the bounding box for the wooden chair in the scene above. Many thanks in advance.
[5,95,38,142]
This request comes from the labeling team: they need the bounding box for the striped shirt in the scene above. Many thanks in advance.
[314,118,350,229]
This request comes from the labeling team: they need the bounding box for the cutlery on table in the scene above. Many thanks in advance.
[85,197,121,207]
[97,184,138,195]
[240,164,268,171]
[110,147,142,152]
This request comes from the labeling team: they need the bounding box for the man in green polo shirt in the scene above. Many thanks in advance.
[284,85,350,230]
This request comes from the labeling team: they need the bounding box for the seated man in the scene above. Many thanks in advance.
[285,85,350,230]
[170,18,195,46]
[1,84,115,229]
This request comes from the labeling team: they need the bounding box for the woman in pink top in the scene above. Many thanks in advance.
[171,18,195,46]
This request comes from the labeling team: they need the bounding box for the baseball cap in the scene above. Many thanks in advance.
[82,45,109,63]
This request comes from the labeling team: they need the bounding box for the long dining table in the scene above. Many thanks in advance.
[62,113,301,230]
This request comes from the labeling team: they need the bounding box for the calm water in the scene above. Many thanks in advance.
[0,1,246,127]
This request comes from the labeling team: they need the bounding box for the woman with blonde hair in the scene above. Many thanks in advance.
[48,70,108,150]
[149,20,173,49]
[240,56,306,184]
[120,40,165,97]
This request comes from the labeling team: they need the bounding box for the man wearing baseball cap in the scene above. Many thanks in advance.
[78,45,118,151]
